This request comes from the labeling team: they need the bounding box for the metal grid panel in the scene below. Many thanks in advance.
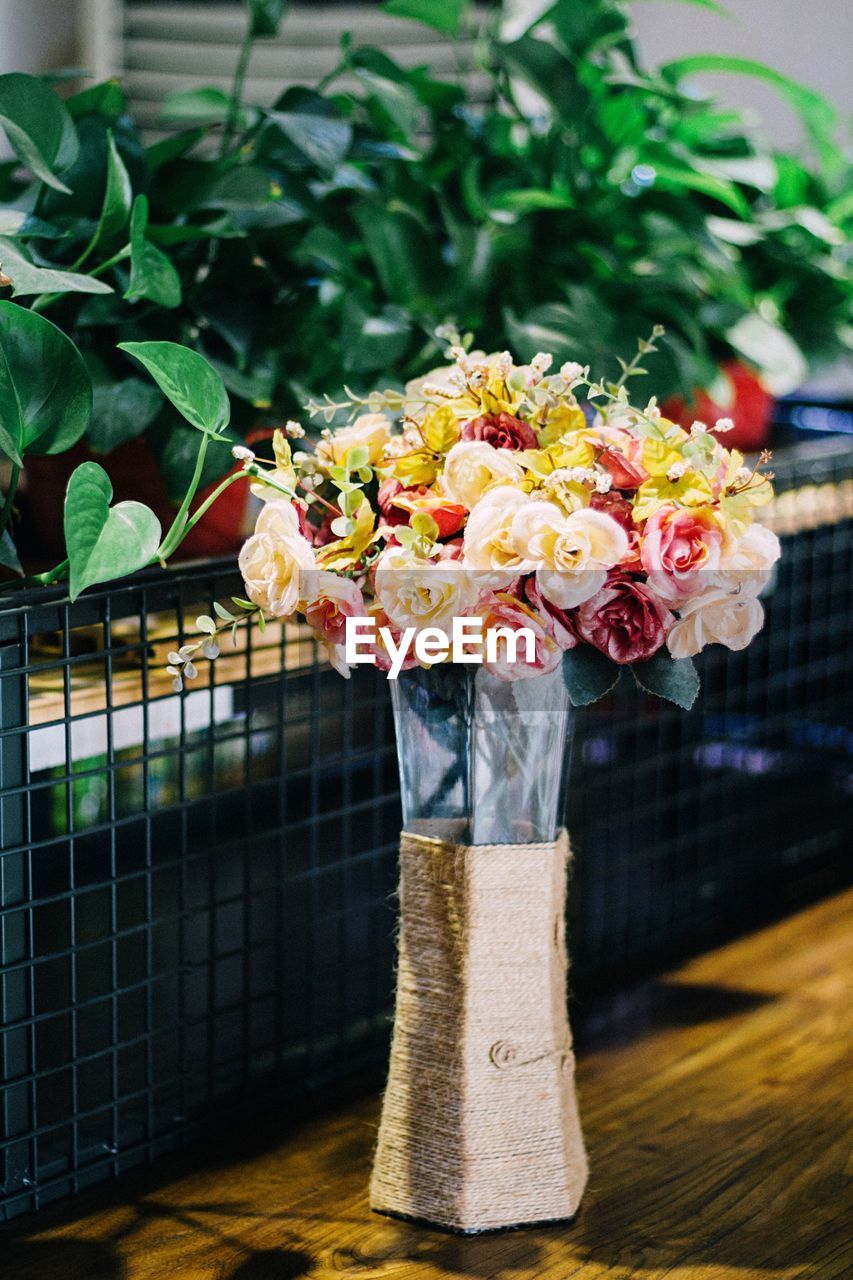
[1,436,852,1221]
[568,437,853,990]
[0,565,400,1218]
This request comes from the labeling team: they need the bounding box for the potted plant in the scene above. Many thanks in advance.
[1,0,848,580]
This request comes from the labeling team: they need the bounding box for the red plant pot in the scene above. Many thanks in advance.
[662,360,775,453]
[23,438,252,569]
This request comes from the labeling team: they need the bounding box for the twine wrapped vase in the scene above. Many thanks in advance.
[371,665,588,1233]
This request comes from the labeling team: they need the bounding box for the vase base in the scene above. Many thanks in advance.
[371,1204,581,1237]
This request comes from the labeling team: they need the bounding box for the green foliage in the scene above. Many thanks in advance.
[0,2,848,590]
[0,302,91,464]
[0,72,78,192]
[562,647,622,706]
[631,651,700,709]
[64,461,161,600]
[117,341,230,437]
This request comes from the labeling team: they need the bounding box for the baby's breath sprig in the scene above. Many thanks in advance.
[165,599,264,691]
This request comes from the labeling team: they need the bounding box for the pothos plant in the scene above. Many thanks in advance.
[0,0,848,587]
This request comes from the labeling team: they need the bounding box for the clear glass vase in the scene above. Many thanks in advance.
[390,663,573,845]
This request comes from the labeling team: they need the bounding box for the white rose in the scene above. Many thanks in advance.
[317,413,390,466]
[711,523,781,598]
[374,548,480,634]
[461,486,533,578]
[666,588,765,658]
[511,502,629,609]
[441,440,523,509]
[238,501,316,617]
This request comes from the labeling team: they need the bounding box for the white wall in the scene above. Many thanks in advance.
[0,0,78,74]
[630,0,851,152]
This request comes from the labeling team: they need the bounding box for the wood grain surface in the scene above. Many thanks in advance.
[4,889,852,1280]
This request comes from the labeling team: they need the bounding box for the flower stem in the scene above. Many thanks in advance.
[158,434,209,560]
[220,20,254,156]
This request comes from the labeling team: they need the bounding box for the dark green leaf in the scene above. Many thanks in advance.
[75,130,132,263]
[341,300,411,374]
[269,110,352,171]
[0,72,79,192]
[562,647,622,706]
[145,127,209,170]
[0,529,22,575]
[247,0,289,37]
[0,301,91,462]
[65,461,161,600]
[631,651,700,710]
[88,374,164,453]
[124,195,182,309]
[382,0,466,36]
[118,340,231,437]
[0,236,114,298]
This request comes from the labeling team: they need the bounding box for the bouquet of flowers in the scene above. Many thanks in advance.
[176,328,780,707]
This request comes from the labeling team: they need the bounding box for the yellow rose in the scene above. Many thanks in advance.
[441,440,523,508]
[461,487,533,576]
[238,501,316,617]
[317,413,390,466]
[374,548,479,634]
[510,501,630,608]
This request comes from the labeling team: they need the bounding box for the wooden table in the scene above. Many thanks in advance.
[4,890,852,1279]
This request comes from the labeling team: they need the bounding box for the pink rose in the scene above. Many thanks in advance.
[461,412,538,451]
[640,505,724,603]
[575,573,672,664]
[305,573,365,646]
[523,576,579,651]
[365,608,420,674]
[481,595,562,680]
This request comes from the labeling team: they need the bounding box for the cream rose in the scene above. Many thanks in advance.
[461,486,533,578]
[374,548,480,635]
[441,440,523,509]
[666,588,765,658]
[510,501,630,608]
[238,501,316,617]
[711,523,781,598]
[316,413,390,466]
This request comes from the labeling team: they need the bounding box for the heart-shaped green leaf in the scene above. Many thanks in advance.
[562,646,622,706]
[0,301,92,464]
[117,340,230,436]
[0,237,114,298]
[124,196,182,309]
[0,72,79,192]
[248,0,289,37]
[65,462,161,600]
[631,651,700,710]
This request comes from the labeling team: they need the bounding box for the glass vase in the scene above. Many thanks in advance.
[371,664,588,1233]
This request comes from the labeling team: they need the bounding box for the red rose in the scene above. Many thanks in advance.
[461,412,538,451]
[575,572,673,664]
[377,478,409,528]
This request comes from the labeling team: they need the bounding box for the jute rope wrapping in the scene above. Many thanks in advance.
[370,828,588,1233]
